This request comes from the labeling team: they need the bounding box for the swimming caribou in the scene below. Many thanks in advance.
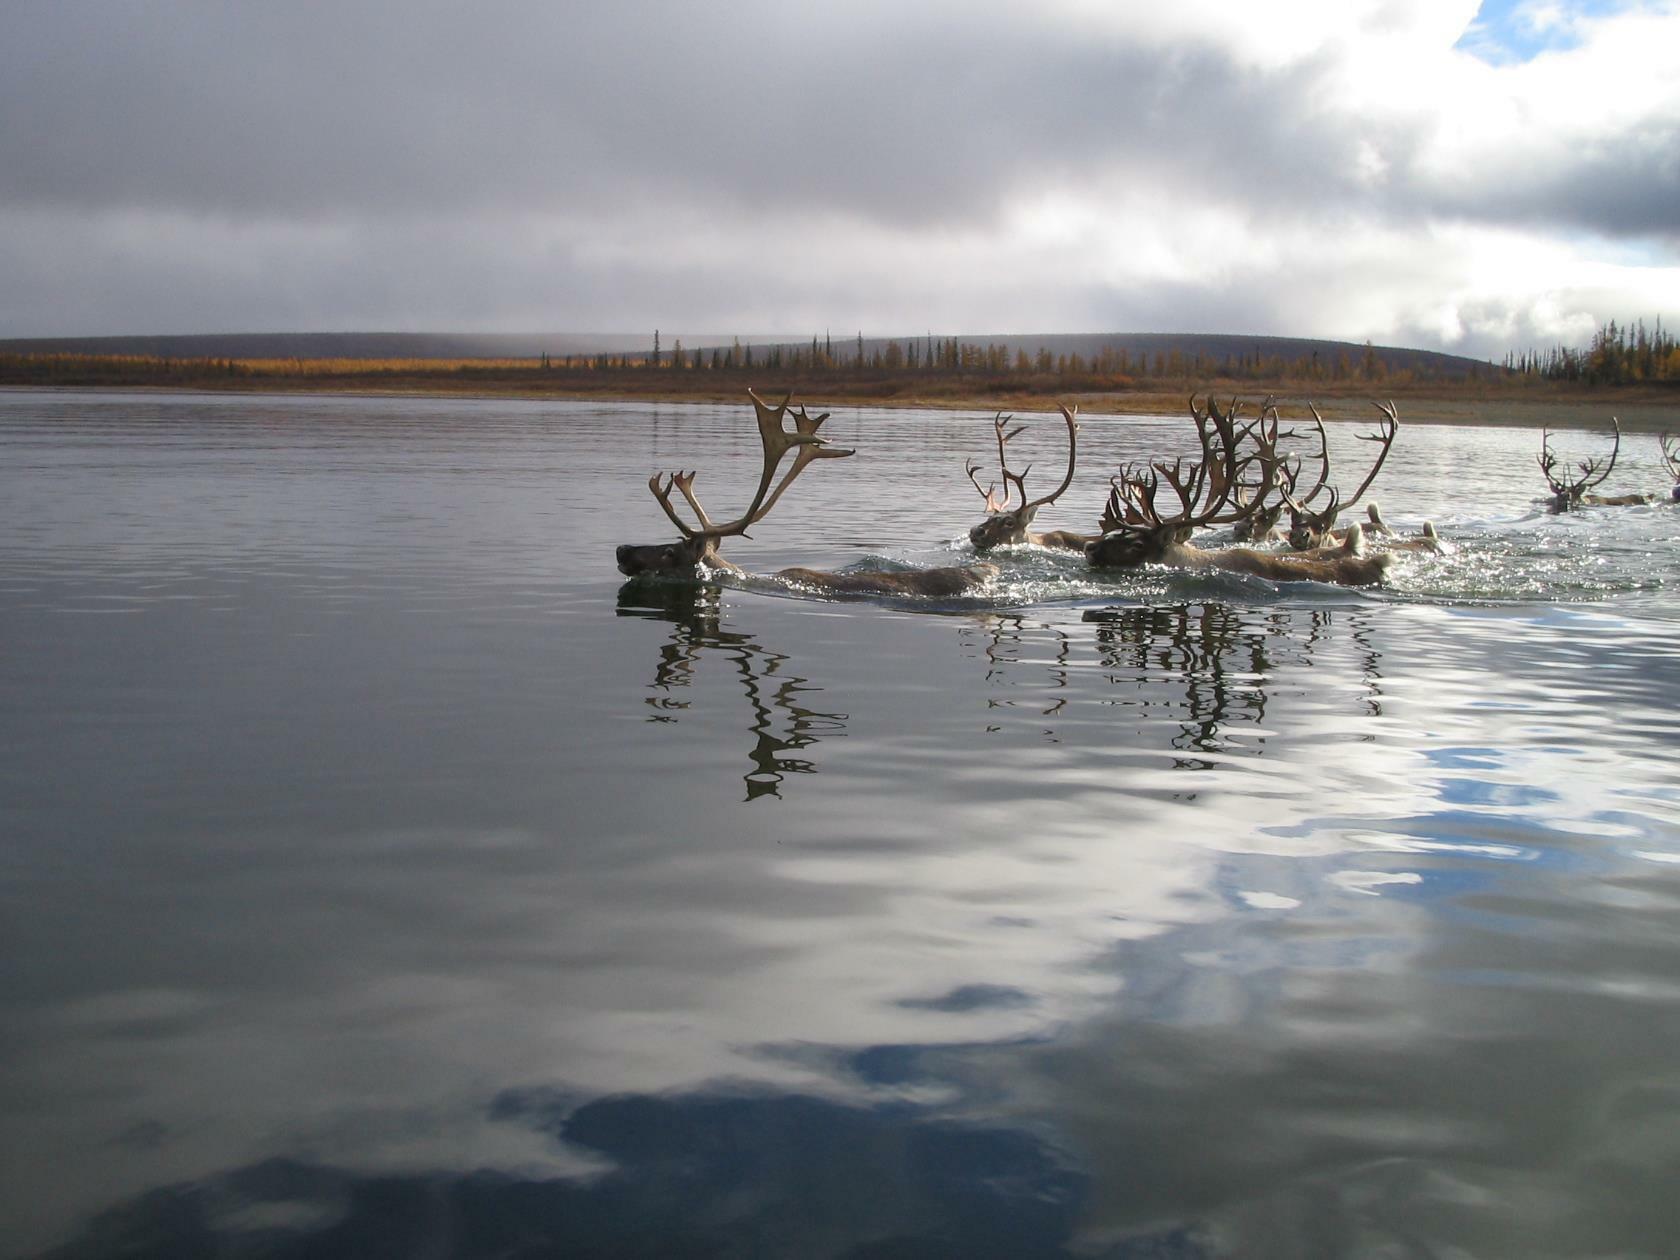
[1084,395,1395,587]
[615,389,998,597]
[1537,419,1652,512]
[965,406,1094,551]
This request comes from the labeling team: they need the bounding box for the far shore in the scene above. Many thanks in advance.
[3,378,1675,432]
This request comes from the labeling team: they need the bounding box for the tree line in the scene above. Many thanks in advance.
[6,321,1672,393]
[575,331,1460,385]
[1503,319,1678,386]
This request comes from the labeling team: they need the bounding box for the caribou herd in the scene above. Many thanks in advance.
[616,389,1679,596]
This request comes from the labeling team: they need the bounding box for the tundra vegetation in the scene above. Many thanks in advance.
[2,320,1675,418]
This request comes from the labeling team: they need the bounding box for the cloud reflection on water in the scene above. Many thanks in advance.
[8,397,1680,1259]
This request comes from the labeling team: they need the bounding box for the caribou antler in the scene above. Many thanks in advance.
[965,459,1007,513]
[1096,395,1281,552]
[1223,398,1296,541]
[652,388,853,544]
[1100,464,1155,534]
[1279,400,1398,547]
[1023,405,1080,515]
[1662,432,1680,486]
[967,405,1081,550]
[619,390,854,576]
[1272,403,1330,514]
[1343,401,1400,511]
[965,413,1028,512]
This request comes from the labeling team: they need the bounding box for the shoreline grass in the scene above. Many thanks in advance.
[2,355,1675,430]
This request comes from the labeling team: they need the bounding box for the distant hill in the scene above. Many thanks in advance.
[824,332,1491,380]
[0,329,1493,379]
[0,331,714,360]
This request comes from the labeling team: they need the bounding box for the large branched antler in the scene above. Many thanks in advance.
[1098,396,1281,545]
[1275,403,1330,515]
[1221,396,1289,521]
[1662,432,1680,483]
[1023,405,1081,514]
[1343,401,1400,511]
[1278,400,1397,544]
[966,406,1079,517]
[1100,464,1156,533]
[648,388,854,543]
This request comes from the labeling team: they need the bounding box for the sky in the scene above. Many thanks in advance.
[1,0,1675,361]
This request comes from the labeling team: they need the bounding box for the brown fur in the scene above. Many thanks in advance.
[618,544,999,598]
[1546,489,1654,512]
[1028,529,1096,551]
[774,564,1000,597]
[1086,520,1393,586]
[1196,545,1393,586]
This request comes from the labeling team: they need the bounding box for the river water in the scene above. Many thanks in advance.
[3,390,1679,1259]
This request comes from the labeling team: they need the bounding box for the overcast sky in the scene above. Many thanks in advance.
[2,0,1675,360]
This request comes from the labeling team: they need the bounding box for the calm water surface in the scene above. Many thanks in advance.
[3,390,1679,1259]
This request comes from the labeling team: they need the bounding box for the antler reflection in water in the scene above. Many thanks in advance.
[1347,613,1385,718]
[1085,603,1274,768]
[961,615,1073,738]
[617,583,847,802]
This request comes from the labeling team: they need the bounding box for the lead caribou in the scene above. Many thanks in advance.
[615,389,998,597]
[1084,395,1395,586]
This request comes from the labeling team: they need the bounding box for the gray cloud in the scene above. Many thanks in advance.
[1,1,1674,352]
[11,1,1661,232]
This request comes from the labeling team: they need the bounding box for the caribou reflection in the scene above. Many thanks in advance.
[1084,604,1273,766]
[963,615,1073,734]
[963,604,1386,765]
[947,603,1382,770]
[617,583,847,801]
